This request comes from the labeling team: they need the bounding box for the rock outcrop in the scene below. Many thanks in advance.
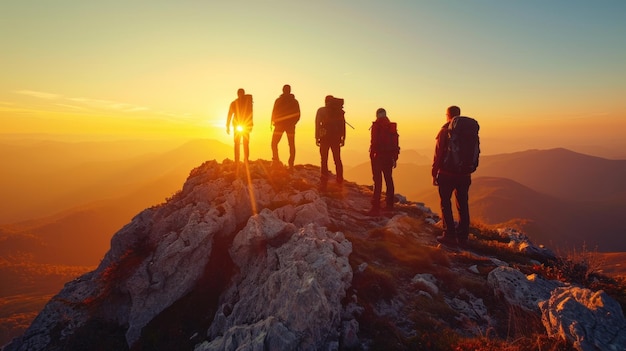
[4,161,355,350]
[4,160,626,351]
[540,287,626,351]
[487,266,566,312]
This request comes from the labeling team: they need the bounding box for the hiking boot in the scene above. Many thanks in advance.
[436,235,458,248]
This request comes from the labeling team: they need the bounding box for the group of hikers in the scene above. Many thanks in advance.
[225,85,480,250]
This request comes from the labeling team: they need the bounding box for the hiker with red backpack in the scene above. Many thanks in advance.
[367,108,400,215]
[315,95,346,191]
[432,105,480,249]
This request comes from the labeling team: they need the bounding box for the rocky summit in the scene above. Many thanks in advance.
[4,160,626,351]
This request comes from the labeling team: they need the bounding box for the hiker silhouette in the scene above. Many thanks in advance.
[271,84,300,169]
[367,108,399,215]
[226,88,253,163]
[433,105,480,249]
[315,95,346,190]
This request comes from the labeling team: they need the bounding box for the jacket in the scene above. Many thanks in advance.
[271,93,300,126]
[227,95,253,130]
[432,122,450,178]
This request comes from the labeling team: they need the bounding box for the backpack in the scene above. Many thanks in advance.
[319,97,345,140]
[234,94,253,127]
[443,116,480,174]
[373,120,400,158]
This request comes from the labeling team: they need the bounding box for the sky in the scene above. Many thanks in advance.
[1,0,626,159]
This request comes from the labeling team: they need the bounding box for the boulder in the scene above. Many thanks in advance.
[206,218,353,350]
[540,287,626,351]
[487,266,565,312]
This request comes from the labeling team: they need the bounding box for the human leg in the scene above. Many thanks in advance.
[285,124,296,168]
[319,141,330,188]
[454,175,472,242]
[271,126,284,163]
[330,142,343,183]
[371,157,382,209]
[437,173,456,240]
[382,158,395,209]
[233,134,241,163]
[242,132,250,162]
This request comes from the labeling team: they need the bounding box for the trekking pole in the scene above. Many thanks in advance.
[345,120,355,129]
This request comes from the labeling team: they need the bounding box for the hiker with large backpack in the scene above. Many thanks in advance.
[226,88,253,164]
[315,95,346,191]
[271,84,300,169]
[432,105,480,249]
[367,108,400,215]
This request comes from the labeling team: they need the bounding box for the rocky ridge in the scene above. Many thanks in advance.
[4,160,626,351]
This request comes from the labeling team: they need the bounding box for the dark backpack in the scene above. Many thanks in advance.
[320,97,345,140]
[443,116,480,174]
[373,121,400,158]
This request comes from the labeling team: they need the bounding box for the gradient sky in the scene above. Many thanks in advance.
[2,0,625,158]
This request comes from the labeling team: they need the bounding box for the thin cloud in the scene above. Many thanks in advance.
[15,90,61,100]
[55,103,85,110]
[69,97,150,113]
[13,89,195,120]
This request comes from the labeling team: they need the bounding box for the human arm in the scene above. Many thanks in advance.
[431,125,447,185]
[271,98,279,126]
[226,103,233,135]
[315,107,323,145]
[340,113,346,147]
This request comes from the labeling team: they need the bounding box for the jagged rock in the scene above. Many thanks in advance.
[385,213,416,236]
[195,316,299,351]
[341,319,360,349]
[540,287,626,351]
[499,227,556,260]
[203,213,353,350]
[445,289,494,335]
[487,266,565,312]
[468,265,480,274]
[412,273,439,296]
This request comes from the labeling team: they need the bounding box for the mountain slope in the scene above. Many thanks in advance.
[0,138,232,224]
[345,149,626,252]
[5,160,626,351]
[417,176,626,252]
[474,148,626,201]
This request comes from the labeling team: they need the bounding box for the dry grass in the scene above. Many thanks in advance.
[343,219,587,351]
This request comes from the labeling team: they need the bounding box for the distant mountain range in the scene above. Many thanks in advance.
[1,140,625,272]
[346,148,626,252]
[0,139,230,265]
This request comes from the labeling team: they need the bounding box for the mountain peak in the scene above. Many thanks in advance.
[5,160,626,351]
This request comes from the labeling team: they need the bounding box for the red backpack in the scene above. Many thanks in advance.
[372,120,400,159]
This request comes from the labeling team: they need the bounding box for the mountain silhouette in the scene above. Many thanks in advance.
[347,148,626,252]
[4,160,626,351]
[474,148,626,202]
[0,139,230,224]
